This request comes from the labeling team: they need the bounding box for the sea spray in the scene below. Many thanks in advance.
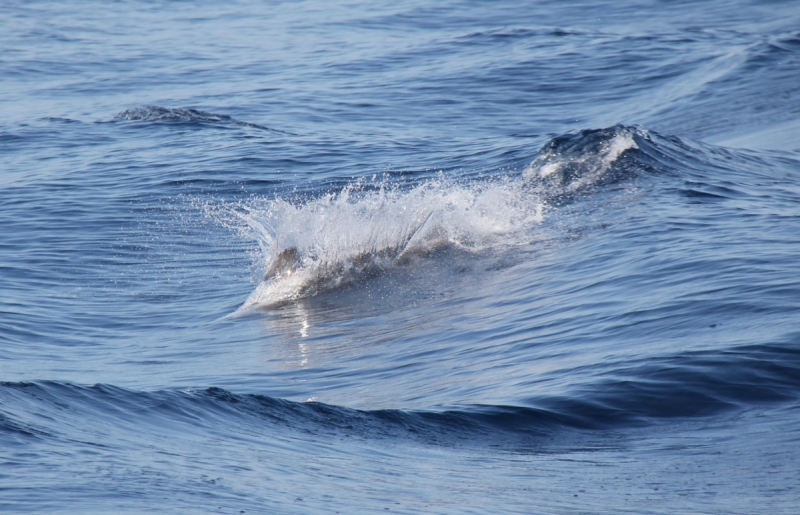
[207,176,544,309]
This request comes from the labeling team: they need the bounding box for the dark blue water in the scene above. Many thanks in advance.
[2,1,800,513]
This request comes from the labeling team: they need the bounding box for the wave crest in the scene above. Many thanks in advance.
[523,125,642,196]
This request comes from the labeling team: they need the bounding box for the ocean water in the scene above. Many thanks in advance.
[2,0,800,513]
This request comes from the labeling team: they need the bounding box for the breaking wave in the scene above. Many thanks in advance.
[210,125,658,310]
[225,177,545,309]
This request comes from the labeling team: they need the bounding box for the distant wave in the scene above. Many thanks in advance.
[114,106,292,133]
[3,342,799,447]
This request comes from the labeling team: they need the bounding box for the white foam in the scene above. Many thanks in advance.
[213,176,545,310]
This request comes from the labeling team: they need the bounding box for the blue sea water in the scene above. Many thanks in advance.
[2,0,800,513]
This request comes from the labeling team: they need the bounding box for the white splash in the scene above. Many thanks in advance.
[217,176,544,310]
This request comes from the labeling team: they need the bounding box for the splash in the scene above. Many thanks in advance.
[214,177,542,310]
[213,125,643,311]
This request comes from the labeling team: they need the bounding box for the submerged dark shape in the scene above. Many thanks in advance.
[259,211,437,284]
[260,242,426,290]
[115,106,234,123]
[263,247,300,280]
[113,105,289,132]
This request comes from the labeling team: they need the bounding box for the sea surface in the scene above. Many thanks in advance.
[2,1,800,513]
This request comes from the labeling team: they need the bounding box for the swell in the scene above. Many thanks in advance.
[3,342,799,447]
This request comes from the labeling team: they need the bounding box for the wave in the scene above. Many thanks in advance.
[3,342,799,447]
[113,106,290,133]
[522,125,642,196]
[213,125,668,310]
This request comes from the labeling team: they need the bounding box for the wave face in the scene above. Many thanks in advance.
[4,0,800,513]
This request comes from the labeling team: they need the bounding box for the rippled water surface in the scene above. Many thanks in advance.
[2,1,800,513]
